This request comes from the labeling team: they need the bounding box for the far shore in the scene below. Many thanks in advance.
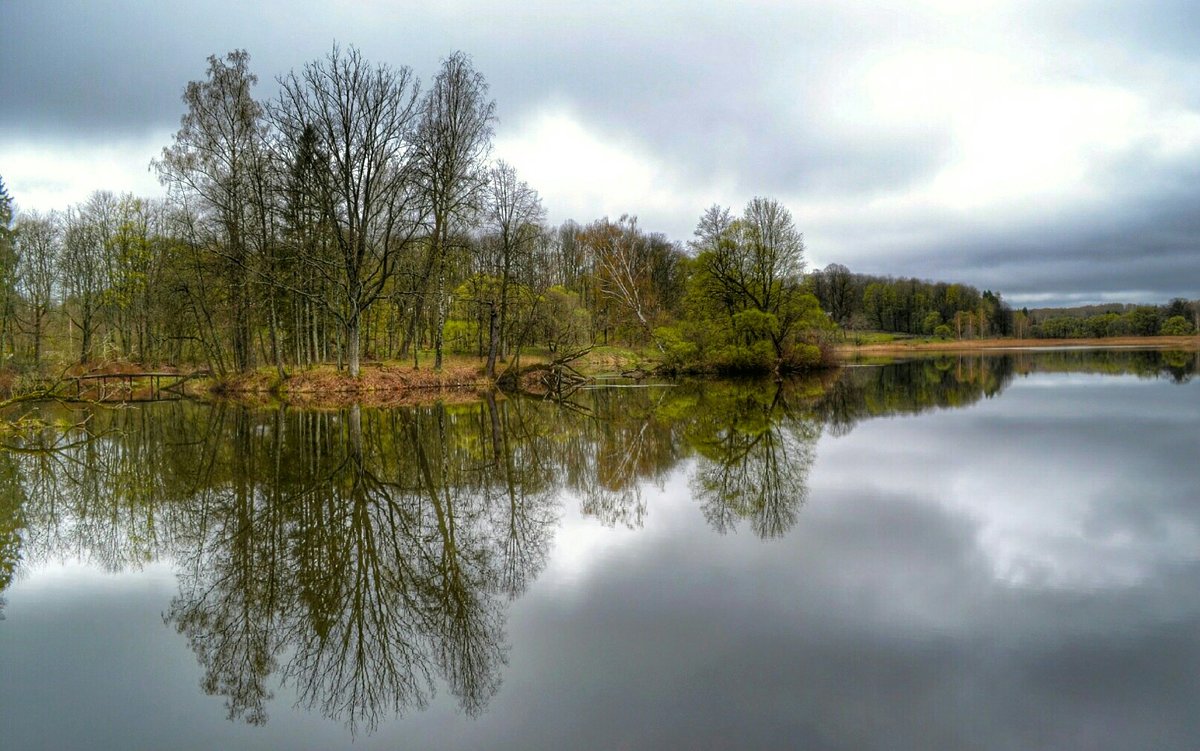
[833,335,1200,361]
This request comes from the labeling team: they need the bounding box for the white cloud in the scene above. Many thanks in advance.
[0,133,168,213]
[825,44,1200,215]
[494,107,735,235]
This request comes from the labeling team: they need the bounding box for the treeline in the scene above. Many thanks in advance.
[1027,299,1199,339]
[0,47,825,379]
[807,263,1013,338]
[807,263,1200,341]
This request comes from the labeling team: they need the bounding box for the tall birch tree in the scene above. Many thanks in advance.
[413,52,496,371]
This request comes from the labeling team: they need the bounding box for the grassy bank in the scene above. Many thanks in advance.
[198,356,494,407]
[833,334,1200,361]
[197,346,666,405]
[14,336,1193,409]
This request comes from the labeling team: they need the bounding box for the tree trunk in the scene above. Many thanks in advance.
[485,301,498,380]
[269,292,285,381]
[347,316,360,378]
[499,263,510,359]
[434,233,447,371]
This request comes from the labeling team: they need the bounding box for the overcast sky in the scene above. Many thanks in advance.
[3,0,1198,306]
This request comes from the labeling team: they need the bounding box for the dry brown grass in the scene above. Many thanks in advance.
[834,335,1200,359]
[203,357,495,407]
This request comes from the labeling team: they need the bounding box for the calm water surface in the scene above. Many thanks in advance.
[1,350,1199,750]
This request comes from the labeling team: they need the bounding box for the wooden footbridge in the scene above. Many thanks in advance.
[68,371,209,402]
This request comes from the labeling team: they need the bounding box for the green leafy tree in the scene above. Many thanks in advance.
[1160,315,1195,336]
[675,197,829,373]
[1125,306,1161,336]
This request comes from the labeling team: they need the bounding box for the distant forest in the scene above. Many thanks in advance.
[0,47,1196,388]
[807,265,1199,340]
[808,265,1012,338]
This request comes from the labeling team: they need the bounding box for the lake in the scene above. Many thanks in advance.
[1,349,1198,750]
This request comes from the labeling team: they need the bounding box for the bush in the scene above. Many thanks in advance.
[654,325,701,372]
[780,342,823,370]
[1161,315,1196,336]
[731,309,779,343]
[710,340,776,374]
[923,312,943,335]
[442,319,478,354]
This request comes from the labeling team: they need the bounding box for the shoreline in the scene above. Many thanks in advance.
[832,335,1200,360]
[196,360,495,408]
[14,337,1196,409]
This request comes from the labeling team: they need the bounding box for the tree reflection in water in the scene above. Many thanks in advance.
[682,379,824,538]
[162,402,550,731]
[0,349,1193,729]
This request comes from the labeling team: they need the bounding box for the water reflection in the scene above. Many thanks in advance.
[0,348,1196,733]
[162,403,551,731]
[683,379,823,537]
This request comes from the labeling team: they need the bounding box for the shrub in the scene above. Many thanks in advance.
[654,325,701,372]
[710,340,776,374]
[1160,315,1196,336]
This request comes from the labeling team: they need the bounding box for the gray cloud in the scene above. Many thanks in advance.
[837,159,1200,304]
[2,0,1199,304]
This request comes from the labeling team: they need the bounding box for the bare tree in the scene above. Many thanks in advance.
[690,204,734,256]
[485,160,545,371]
[61,192,117,364]
[739,196,807,308]
[274,45,423,377]
[413,51,496,370]
[156,50,266,373]
[581,215,663,347]
[14,210,61,367]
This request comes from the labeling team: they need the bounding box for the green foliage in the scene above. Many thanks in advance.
[933,324,953,340]
[664,262,830,374]
[653,324,700,372]
[732,308,779,342]
[810,264,1012,337]
[922,311,942,335]
[1161,315,1196,336]
[539,286,590,352]
[709,339,777,373]
[1033,304,1189,338]
[663,199,831,374]
[443,319,478,354]
[1127,306,1161,336]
